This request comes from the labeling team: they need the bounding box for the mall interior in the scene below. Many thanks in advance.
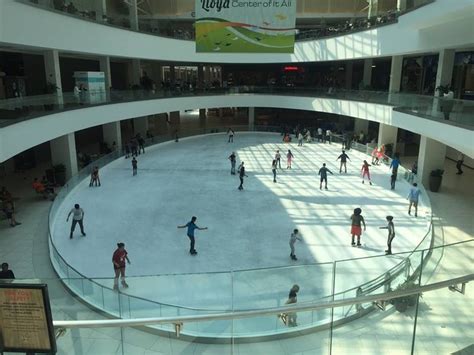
[0,0,473,354]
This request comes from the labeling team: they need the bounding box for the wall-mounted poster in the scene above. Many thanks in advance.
[195,0,297,53]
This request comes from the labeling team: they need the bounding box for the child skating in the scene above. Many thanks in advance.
[289,229,302,260]
[361,160,372,185]
[272,159,278,183]
[286,149,294,169]
[112,242,130,290]
[275,150,282,169]
[379,216,395,255]
[350,208,366,247]
[132,157,138,176]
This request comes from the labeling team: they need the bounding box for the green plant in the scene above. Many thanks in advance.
[435,85,449,96]
[430,169,444,177]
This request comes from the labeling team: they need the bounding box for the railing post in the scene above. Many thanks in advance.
[410,250,424,355]
[328,261,337,355]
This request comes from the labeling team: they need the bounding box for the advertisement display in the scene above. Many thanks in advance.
[0,284,56,353]
[195,0,296,53]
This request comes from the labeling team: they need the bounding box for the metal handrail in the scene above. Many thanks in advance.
[53,274,473,328]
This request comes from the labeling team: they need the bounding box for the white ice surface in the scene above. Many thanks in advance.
[51,133,430,323]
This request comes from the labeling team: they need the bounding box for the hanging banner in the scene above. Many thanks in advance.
[195,0,296,53]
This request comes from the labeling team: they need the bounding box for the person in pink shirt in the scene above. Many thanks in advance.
[361,160,372,185]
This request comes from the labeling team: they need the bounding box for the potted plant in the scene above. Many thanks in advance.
[435,85,449,97]
[429,169,444,192]
[390,280,420,313]
[53,164,66,186]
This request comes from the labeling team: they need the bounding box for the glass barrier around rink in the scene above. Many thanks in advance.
[43,125,458,339]
[17,0,434,43]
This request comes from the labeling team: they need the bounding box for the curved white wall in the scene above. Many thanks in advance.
[1,0,473,63]
[0,94,473,162]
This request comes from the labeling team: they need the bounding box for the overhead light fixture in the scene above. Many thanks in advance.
[371,65,376,68]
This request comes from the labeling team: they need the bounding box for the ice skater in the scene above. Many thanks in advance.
[337,150,350,173]
[112,242,130,290]
[297,132,304,146]
[350,208,366,247]
[228,152,236,175]
[227,128,234,143]
[286,149,294,169]
[380,216,395,255]
[275,150,282,168]
[177,216,208,255]
[89,166,101,187]
[272,159,278,183]
[390,153,400,175]
[407,183,421,217]
[137,134,145,154]
[238,161,248,190]
[390,172,397,190]
[456,153,464,175]
[361,160,372,185]
[132,157,138,176]
[318,163,333,190]
[67,203,86,239]
[289,229,302,260]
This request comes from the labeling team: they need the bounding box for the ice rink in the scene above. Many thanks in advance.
[51,132,430,314]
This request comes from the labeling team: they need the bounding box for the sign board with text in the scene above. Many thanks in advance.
[0,284,56,353]
[195,0,297,53]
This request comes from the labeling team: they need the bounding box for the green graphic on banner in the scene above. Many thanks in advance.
[195,0,296,53]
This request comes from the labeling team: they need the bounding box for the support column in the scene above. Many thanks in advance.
[418,136,446,186]
[197,65,204,89]
[389,56,403,93]
[50,133,78,180]
[362,59,373,88]
[354,118,369,135]
[129,0,138,30]
[103,121,122,151]
[169,65,176,87]
[99,56,112,90]
[129,59,141,87]
[397,0,407,11]
[95,0,107,22]
[377,123,398,155]
[248,107,255,129]
[43,50,62,94]
[345,61,353,89]
[133,116,149,136]
[435,49,455,90]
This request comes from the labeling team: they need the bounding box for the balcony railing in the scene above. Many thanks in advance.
[1,87,473,129]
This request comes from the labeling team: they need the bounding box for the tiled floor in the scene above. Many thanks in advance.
[0,139,472,354]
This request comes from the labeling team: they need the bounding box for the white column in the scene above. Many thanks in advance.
[99,56,112,90]
[198,65,204,89]
[44,50,62,94]
[418,136,446,186]
[129,0,138,31]
[397,0,407,11]
[103,122,122,151]
[134,116,149,136]
[169,65,176,86]
[362,59,373,88]
[435,49,455,89]
[249,107,255,129]
[377,123,398,154]
[95,0,107,22]
[345,61,353,89]
[389,56,403,93]
[129,59,141,87]
[354,118,369,135]
[50,133,78,180]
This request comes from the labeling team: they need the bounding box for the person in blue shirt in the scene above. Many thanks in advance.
[389,153,400,174]
[177,216,208,255]
[407,183,421,217]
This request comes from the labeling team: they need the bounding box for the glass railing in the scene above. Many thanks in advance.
[1,87,473,129]
[43,125,443,339]
[17,0,434,42]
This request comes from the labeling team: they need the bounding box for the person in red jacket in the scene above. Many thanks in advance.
[112,243,131,290]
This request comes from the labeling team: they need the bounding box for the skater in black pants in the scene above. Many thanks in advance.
[132,157,138,176]
[380,216,395,255]
[272,159,278,183]
[390,173,397,190]
[238,162,248,190]
[275,150,281,169]
[336,150,350,173]
[89,166,101,187]
[289,229,302,260]
[318,163,333,190]
[227,128,234,143]
[67,204,86,239]
[228,152,236,175]
[177,216,208,255]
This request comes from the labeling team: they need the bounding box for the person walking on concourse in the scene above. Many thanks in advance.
[112,242,130,290]
[337,150,350,173]
[177,216,208,255]
[67,203,86,239]
[318,163,333,190]
[238,161,248,190]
